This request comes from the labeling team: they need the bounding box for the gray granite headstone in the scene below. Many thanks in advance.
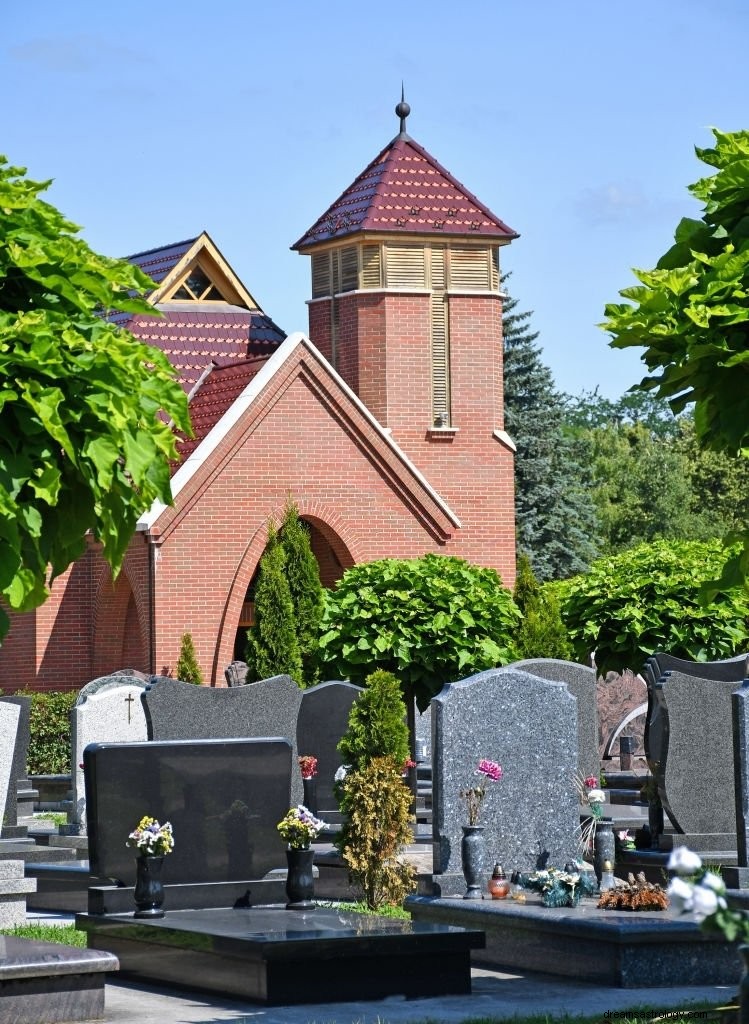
[85,738,292,887]
[297,681,361,811]
[75,671,148,706]
[0,704,20,828]
[655,669,739,845]
[510,659,599,778]
[431,668,579,892]
[71,684,149,831]
[0,697,31,830]
[143,674,304,804]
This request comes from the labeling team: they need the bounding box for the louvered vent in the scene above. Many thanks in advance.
[331,250,341,296]
[361,245,382,289]
[450,246,491,290]
[339,247,359,293]
[491,248,500,292]
[312,253,331,298]
[431,294,450,426]
[385,245,426,289]
[430,245,446,291]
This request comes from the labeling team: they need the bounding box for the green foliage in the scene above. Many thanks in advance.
[554,539,749,676]
[338,670,410,772]
[1,924,85,947]
[336,755,416,910]
[175,632,202,685]
[280,501,323,685]
[318,554,521,711]
[0,158,191,639]
[21,690,77,774]
[513,554,572,660]
[602,128,749,591]
[503,275,598,580]
[246,525,302,685]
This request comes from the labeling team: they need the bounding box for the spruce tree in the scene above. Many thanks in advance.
[246,525,303,685]
[175,632,203,684]
[280,501,323,686]
[502,274,598,580]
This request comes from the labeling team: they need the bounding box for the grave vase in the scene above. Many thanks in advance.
[593,819,616,886]
[286,847,315,909]
[302,776,318,815]
[647,802,664,848]
[133,855,165,918]
[461,825,485,900]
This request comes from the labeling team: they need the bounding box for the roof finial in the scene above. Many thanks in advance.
[395,83,410,137]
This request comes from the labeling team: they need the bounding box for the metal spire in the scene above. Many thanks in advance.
[395,84,411,138]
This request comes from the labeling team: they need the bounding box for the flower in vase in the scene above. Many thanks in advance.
[460,758,502,826]
[126,816,174,857]
[277,805,327,850]
[298,755,318,780]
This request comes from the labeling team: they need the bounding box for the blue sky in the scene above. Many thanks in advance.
[3,1,747,399]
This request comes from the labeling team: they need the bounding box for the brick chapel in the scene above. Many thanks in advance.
[0,99,519,690]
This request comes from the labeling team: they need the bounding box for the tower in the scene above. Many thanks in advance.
[292,98,518,583]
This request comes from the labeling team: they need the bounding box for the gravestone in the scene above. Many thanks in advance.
[511,659,599,778]
[653,669,740,849]
[724,680,749,888]
[84,737,292,887]
[71,683,149,831]
[224,661,249,687]
[142,674,304,804]
[0,696,31,833]
[0,703,20,829]
[297,681,361,811]
[431,668,579,894]
[75,670,148,705]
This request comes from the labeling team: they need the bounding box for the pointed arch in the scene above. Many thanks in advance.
[92,564,149,676]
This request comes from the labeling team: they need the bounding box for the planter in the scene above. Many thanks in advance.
[593,819,616,886]
[460,825,485,900]
[302,777,317,815]
[133,855,165,918]
[286,847,315,909]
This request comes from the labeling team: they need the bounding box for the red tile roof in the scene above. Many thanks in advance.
[176,356,270,462]
[293,135,517,249]
[127,238,197,285]
[123,309,285,391]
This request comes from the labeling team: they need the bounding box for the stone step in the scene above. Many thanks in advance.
[0,844,76,864]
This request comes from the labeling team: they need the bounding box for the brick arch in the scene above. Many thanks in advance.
[92,565,148,677]
[210,501,361,686]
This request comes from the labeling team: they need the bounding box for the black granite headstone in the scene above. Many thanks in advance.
[84,738,292,887]
[297,681,361,811]
[0,696,31,830]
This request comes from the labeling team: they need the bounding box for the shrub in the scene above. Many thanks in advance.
[337,670,410,772]
[246,525,302,685]
[317,554,521,710]
[336,756,416,910]
[175,632,202,684]
[513,553,573,660]
[554,539,749,675]
[21,690,77,774]
[280,502,323,686]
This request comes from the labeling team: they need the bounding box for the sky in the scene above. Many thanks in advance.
[3,0,747,399]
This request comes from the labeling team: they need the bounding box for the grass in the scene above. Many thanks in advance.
[316,899,410,919]
[32,812,68,827]
[403,1008,726,1024]
[0,923,86,947]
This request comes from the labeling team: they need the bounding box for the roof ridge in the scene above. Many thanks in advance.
[123,236,199,261]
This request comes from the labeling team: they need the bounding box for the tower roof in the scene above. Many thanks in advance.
[292,131,518,250]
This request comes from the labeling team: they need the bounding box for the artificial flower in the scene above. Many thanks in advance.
[667,846,703,876]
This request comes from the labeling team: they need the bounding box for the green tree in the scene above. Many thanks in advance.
[246,526,302,685]
[337,669,410,771]
[503,277,598,579]
[554,539,749,676]
[175,632,203,685]
[317,554,521,711]
[513,553,572,660]
[602,128,749,590]
[280,501,323,685]
[0,158,190,639]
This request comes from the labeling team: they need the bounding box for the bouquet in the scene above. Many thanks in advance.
[667,846,748,940]
[277,805,327,850]
[298,755,318,780]
[126,816,174,857]
[521,865,597,908]
[460,758,502,826]
[575,773,606,855]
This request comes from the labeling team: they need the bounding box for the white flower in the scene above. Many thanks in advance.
[667,846,703,876]
[334,765,349,782]
[691,885,720,921]
[666,876,695,913]
[587,789,606,804]
[700,871,726,895]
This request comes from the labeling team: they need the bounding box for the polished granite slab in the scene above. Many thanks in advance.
[406,893,741,988]
[76,905,484,1004]
[0,934,118,1024]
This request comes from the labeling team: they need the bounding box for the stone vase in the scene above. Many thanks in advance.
[286,847,315,909]
[460,825,485,900]
[133,855,165,918]
[648,802,664,848]
[593,818,616,886]
[302,776,318,815]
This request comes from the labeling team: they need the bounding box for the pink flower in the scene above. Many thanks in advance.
[477,759,503,782]
[584,775,598,789]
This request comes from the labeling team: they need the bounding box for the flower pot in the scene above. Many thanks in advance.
[302,777,317,815]
[593,819,616,886]
[133,855,165,918]
[461,825,486,900]
[286,847,315,909]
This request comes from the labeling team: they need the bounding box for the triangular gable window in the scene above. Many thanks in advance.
[172,265,229,302]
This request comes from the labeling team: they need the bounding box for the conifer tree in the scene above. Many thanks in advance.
[246,525,303,685]
[280,501,323,685]
[502,274,598,580]
[513,553,572,660]
[337,669,411,771]
[175,632,203,684]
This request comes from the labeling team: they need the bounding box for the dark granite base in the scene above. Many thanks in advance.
[406,894,741,988]
[76,905,484,1004]
[0,935,117,1024]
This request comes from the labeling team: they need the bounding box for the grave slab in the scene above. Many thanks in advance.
[75,905,484,1004]
[0,697,31,833]
[297,681,361,811]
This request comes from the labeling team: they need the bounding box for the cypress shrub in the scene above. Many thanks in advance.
[514,553,573,660]
[280,502,323,686]
[246,525,303,685]
[21,690,77,775]
[337,669,410,771]
[175,632,203,684]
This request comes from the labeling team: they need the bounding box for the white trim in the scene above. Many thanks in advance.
[446,289,501,297]
[305,288,432,305]
[493,429,516,452]
[137,332,461,531]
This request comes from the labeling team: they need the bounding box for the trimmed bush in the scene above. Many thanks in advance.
[175,632,203,684]
[21,690,77,775]
[246,524,303,685]
[337,669,410,771]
